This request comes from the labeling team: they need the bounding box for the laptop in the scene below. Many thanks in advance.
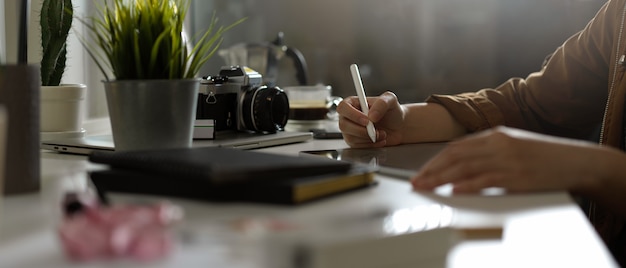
[42,130,313,155]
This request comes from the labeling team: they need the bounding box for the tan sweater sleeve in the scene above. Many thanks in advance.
[426,0,619,140]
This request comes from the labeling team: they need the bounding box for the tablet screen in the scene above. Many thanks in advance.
[300,143,446,179]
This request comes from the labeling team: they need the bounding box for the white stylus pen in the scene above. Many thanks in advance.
[349,64,376,143]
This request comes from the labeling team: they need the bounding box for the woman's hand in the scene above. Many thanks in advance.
[337,91,406,148]
[411,126,621,195]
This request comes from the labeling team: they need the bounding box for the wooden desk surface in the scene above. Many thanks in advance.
[0,139,618,267]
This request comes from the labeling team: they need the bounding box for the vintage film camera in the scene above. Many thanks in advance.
[196,66,290,133]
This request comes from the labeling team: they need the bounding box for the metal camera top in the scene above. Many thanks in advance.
[199,66,263,95]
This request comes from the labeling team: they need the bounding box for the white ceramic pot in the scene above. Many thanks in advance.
[40,84,86,135]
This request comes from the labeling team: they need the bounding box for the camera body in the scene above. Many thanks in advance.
[197,66,290,133]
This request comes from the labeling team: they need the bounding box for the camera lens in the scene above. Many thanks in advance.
[241,86,289,133]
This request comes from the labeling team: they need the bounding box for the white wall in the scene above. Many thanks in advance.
[3,0,18,65]
[0,0,5,63]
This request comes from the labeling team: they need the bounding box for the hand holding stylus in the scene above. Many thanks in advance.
[349,64,377,143]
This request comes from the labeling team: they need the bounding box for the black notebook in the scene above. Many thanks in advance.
[88,147,352,185]
[89,164,377,205]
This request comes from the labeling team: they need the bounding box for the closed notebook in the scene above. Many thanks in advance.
[89,164,377,205]
[88,146,352,184]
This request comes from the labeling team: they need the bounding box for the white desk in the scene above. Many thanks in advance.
[0,139,618,267]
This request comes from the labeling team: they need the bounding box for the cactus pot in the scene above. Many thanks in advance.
[103,79,199,152]
[40,84,86,140]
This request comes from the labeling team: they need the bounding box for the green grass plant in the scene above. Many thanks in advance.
[78,0,244,81]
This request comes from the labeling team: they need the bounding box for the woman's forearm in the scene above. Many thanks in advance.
[400,102,468,144]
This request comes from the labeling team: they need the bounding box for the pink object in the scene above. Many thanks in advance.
[58,200,182,262]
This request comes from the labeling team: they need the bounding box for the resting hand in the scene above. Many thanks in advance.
[337,91,405,148]
[411,126,621,195]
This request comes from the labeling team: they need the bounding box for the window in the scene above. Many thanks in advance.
[3,0,109,134]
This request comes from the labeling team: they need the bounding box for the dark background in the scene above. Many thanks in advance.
[190,0,606,103]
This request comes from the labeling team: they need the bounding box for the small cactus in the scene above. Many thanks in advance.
[40,0,73,86]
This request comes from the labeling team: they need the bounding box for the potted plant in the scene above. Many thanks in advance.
[79,0,243,151]
[39,0,87,140]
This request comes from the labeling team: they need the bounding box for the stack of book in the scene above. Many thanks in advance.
[265,226,459,268]
[234,205,463,268]
[88,146,377,205]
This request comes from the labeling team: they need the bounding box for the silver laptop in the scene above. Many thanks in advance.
[42,131,313,155]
